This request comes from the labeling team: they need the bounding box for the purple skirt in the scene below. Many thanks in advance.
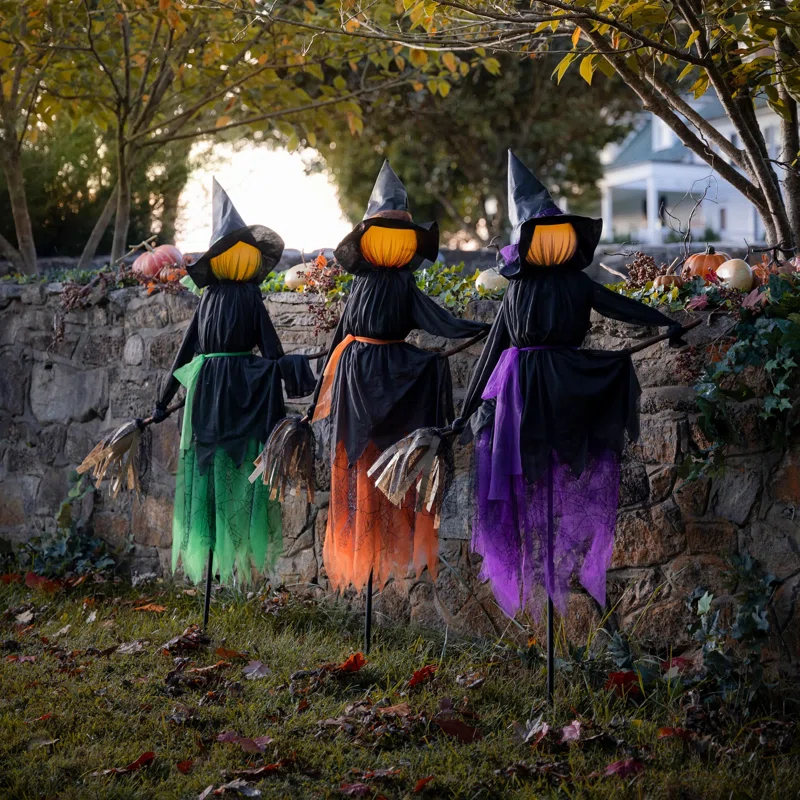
[472,347,620,618]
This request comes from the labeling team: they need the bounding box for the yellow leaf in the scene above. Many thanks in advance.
[159,0,170,10]
[409,48,428,67]
[552,52,576,83]
[426,79,438,94]
[459,61,469,77]
[412,81,424,91]
[686,30,700,49]
[483,57,501,76]
[571,27,581,47]
[438,79,450,96]
[345,17,360,31]
[579,54,596,85]
[442,51,457,72]
[304,0,316,11]
[677,63,694,82]
[216,115,232,128]
[395,55,405,71]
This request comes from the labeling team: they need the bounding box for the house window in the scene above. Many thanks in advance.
[653,119,674,151]
[764,126,777,159]
[719,208,727,231]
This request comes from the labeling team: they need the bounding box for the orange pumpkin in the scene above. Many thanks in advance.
[526,223,578,266]
[684,245,730,280]
[132,244,184,278]
[360,226,417,267]
[653,274,684,290]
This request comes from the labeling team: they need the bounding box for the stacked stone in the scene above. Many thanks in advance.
[0,281,798,667]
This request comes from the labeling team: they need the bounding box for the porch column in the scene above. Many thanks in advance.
[600,184,613,240]
[645,177,660,245]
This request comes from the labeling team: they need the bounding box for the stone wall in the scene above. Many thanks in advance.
[1,281,798,665]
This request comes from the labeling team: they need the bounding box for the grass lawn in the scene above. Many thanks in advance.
[0,577,797,799]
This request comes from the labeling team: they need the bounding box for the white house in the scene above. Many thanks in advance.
[599,95,783,245]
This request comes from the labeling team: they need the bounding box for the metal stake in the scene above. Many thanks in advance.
[546,458,555,705]
[202,548,213,629]
[364,570,373,654]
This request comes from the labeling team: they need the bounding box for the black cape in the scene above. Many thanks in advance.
[459,270,682,481]
[159,282,315,471]
[309,265,488,464]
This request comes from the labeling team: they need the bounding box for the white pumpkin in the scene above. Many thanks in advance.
[284,263,308,290]
[715,258,753,292]
[475,267,509,292]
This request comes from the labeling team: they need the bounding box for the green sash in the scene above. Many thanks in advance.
[173,351,250,451]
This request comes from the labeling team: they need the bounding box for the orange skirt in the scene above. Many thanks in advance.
[324,441,439,592]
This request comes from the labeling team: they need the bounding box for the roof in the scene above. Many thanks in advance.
[609,120,689,169]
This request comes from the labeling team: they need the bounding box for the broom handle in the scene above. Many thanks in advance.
[622,317,701,355]
[441,329,489,359]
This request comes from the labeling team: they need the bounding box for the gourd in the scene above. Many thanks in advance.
[715,258,753,291]
[284,264,308,290]
[360,226,418,267]
[653,274,684,290]
[475,268,509,292]
[132,244,184,278]
[684,245,730,280]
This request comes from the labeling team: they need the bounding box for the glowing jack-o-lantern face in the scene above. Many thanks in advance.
[525,222,578,267]
[360,225,418,268]
[210,240,262,281]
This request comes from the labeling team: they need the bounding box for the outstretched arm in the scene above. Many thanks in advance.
[306,311,347,418]
[256,300,316,398]
[410,284,489,339]
[455,304,511,427]
[156,311,199,412]
[591,281,684,345]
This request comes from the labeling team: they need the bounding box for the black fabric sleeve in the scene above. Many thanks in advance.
[410,284,490,339]
[306,312,347,418]
[278,355,316,398]
[157,311,200,409]
[591,281,684,345]
[457,304,511,425]
[256,299,285,360]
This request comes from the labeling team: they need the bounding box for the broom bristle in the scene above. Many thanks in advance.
[249,417,315,503]
[368,427,452,517]
[77,422,146,496]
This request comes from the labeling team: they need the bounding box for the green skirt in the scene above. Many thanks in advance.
[172,440,282,585]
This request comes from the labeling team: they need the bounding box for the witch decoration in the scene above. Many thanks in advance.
[306,161,489,596]
[151,179,315,587]
[451,151,687,622]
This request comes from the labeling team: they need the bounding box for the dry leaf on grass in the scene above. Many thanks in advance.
[134,603,167,613]
[413,775,435,792]
[407,664,437,688]
[177,759,194,774]
[90,751,155,777]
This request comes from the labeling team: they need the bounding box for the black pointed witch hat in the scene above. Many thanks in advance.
[334,160,439,273]
[186,178,285,288]
[500,150,602,278]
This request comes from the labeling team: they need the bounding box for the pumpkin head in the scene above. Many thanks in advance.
[684,245,730,280]
[360,225,418,268]
[525,222,578,267]
[210,240,262,281]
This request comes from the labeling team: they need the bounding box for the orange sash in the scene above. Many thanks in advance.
[312,335,404,422]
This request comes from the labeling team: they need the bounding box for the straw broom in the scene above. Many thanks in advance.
[77,401,184,497]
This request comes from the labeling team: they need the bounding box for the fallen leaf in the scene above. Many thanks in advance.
[340,783,371,797]
[177,759,194,774]
[211,778,262,796]
[217,730,242,743]
[350,767,401,782]
[413,775,435,792]
[432,715,482,743]
[27,737,58,750]
[243,660,271,680]
[377,703,412,717]
[90,751,156,776]
[25,713,53,724]
[86,610,97,624]
[183,588,198,596]
[25,573,62,593]
[658,727,693,742]
[1,573,22,584]
[226,759,293,780]
[604,758,644,778]
[53,624,71,637]
[15,610,34,625]
[216,646,248,660]
[117,640,148,654]
[238,736,273,753]
[408,664,437,688]
[337,652,367,672]
[512,715,551,746]
[604,671,641,697]
[455,671,485,690]
[560,720,582,744]
[134,603,167,613]
[297,699,310,713]
[162,626,210,653]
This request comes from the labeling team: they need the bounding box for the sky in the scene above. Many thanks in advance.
[174,142,353,255]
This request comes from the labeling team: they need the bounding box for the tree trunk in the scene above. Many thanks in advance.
[78,185,119,269]
[158,180,182,244]
[110,132,131,265]
[1,149,37,274]
[0,231,25,274]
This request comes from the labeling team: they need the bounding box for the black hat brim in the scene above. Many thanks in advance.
[187,225,285,288]
[500,214,602,278]
[333,217,439,273]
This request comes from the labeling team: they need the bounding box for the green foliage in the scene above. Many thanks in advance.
[314,52,635,241]
[16,474,116,578]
